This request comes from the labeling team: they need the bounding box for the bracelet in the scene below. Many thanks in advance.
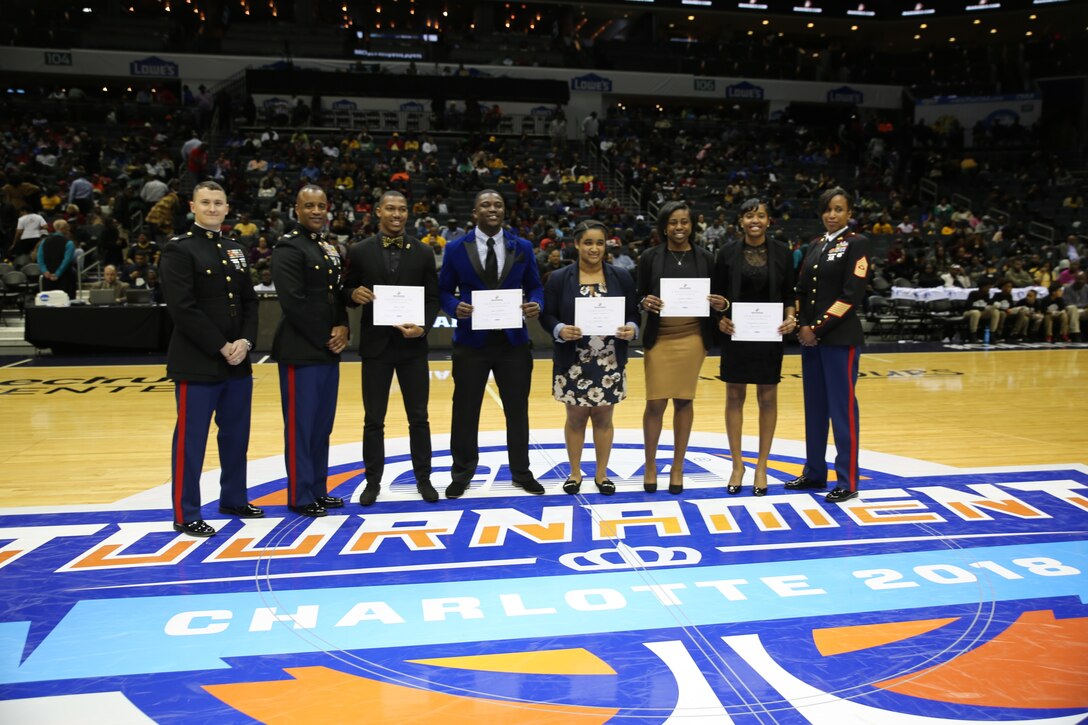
[722,298,731,312]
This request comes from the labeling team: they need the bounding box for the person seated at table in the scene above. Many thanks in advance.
[964,280,1003,343]
[89,265,130,301]
[1007,287,1043,342]
[145,267,165,304]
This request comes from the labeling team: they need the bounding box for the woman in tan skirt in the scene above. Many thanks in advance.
[636,201,728,494]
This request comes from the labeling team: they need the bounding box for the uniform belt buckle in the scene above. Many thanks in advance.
[229,304,238,318]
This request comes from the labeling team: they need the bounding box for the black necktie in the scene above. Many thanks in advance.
[485,237,498,286]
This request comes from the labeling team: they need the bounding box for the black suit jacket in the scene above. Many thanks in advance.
[635,242,716,351]
[271,226,348,365]
[160,224,258,382]
[712,239,796,339]
[540,262,640,370]
[342,233,439,359]
[796,230,872,346]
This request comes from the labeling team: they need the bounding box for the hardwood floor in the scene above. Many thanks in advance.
[2,349,1085,506]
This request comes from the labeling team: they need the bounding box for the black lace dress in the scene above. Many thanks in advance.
[720,244,786,385]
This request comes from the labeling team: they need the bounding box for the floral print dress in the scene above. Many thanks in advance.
[553,282,627,407]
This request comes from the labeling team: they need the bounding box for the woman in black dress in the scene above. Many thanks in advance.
[713,198,797,495]
[542,220,639,495]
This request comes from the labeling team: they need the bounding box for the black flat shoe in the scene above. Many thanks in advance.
[668,483,683,495]
[417,481,439,502]
[358,484,380,506]
[316,495,344,509]
[784,474,827,490]
[753,486,768,497]
[290,503,328,517]
[727,484,742,495]
[595,479,616,495]
[218,503,264,518]
[173,520,216,537]
[825,486,858,503]
[562,479,582,494]
[643,480,658,493]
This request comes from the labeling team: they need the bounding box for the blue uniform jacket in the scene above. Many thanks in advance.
[438,229,544,347]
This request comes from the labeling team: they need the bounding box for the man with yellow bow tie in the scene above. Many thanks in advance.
[343,190,441,506]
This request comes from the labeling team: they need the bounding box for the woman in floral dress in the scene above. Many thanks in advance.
[541,220,639,495]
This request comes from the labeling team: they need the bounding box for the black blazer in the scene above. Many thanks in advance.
[796,230,872,346]
[540,262,640,370]
[635,242,716,351]
[160,224,258,382]
[270,227,348,365]
[712,239,796,338]
[342,233,439,359]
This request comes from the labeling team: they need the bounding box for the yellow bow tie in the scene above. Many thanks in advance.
[382,235,405,248]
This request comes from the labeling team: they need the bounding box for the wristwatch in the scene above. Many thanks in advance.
[244,339,253,351]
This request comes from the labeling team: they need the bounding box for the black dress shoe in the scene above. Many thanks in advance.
[514,479,546,495]
[218,503,265,518]
[825,486,859,503]
[317,495,344,509]
[173,520,216,537]
[784,474,827,490]
[445,480,469,499]
[417,481,439,503]
[562,479,582,494]
[358,484,380,506]
[290,503,328,517]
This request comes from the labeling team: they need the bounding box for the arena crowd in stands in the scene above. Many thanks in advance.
[1,75,1084,344]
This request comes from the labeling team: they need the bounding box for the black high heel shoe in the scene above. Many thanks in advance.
[643,480,658,493]
[753,485,768,497]
[727,484,742,495]
[668,482,683,495]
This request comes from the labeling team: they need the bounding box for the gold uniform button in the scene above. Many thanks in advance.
[228,292,234,299]
[226,276,232,282]
[314,265,320,270]
[222,259,228,265]
[206,269,212,275]
[216,243,223,249]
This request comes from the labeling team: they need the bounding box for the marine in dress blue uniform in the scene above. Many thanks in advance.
[272,185,350,517]
[788,188,872,503]
[160,181,262,537]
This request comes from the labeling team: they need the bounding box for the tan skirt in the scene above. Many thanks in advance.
[644,317,706,400]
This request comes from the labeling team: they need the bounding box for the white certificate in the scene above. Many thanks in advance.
[471,288,524,330]
[730,302,784,342]
[372,285,426,326]
[659,277,711,317]
[574,296,625,336]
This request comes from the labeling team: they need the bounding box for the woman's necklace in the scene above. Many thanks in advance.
[669,248,689,266]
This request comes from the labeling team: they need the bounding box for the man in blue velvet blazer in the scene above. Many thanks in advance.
[437,189,545,498]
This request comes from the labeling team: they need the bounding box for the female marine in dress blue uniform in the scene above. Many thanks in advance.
[786,187,872,503]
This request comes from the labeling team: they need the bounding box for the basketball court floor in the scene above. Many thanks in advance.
[1,346,1086,724]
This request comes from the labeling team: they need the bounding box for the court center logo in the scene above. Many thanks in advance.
[1,430,1086,724]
